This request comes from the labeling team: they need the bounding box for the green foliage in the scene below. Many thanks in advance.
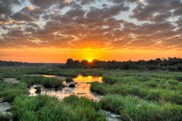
[0,83,28,102]
[90,82,109,95]
[0,113,12,121]
[91,71,182,105]
[65,77,73,82]
[175,75,182,82]
[100,95,182,121]
[1,66,182,121]
[13,95,106,121]
[64,95,106,121]
[18,76,63,89]
[103,76,117,84]
[34,86,41,93]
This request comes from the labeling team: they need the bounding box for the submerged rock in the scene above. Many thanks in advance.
[67,82,77,88]
[0,102,11,112]
[103,110,122,121]
[68,84,75,88]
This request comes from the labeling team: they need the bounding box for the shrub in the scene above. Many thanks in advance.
[18,76,63,89]
[90,82,109,95]
[65,77,73,82]
[103,77,117,84]
[175,75,182,82]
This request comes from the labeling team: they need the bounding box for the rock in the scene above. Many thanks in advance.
[68,83,75,88]
[0,102,11,112]
[103,110,121,121]
[0,98,4,103]
[67,82,77,88]
[35,86,42,94]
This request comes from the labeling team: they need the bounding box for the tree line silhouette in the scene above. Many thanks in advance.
[1,58,182,71]
[64,58,182,71]
[0,60,44,66]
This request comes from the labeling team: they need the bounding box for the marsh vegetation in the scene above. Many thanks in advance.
[0,66,182,121]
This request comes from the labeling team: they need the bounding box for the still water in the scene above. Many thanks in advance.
[29,74,103,101]
[29,74,121,121]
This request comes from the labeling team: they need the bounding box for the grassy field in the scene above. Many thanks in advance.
[91,71,182,121]
[0,66,182,121]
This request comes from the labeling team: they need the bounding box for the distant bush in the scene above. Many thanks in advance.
[64,58,182,72]
[64,95,106,121]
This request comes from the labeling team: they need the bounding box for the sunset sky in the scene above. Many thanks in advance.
[0,0,182,63]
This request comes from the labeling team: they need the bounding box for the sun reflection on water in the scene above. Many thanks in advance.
[73,74,102,83]
[30,74,103,101]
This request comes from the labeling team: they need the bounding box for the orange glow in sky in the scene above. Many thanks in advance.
[0,48,181,63]
[0,0,181,63]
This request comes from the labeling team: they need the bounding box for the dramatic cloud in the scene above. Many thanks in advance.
[0,0,181,50]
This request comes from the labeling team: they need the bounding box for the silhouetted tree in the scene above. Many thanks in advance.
[64,58,182,71]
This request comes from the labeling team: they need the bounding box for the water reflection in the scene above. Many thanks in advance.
[70,74,102,100]
[73,74,102,83]
[29,74,103,101]
[29,85,38,96]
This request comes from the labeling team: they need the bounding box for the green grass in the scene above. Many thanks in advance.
[13,95,106,121]
[91,71,182,105]
[18,75,63,89]
[65,77,73,82]
[0,113,12,121]
[64,95,106,121]
[0,82,28,102]
[1,66,182,121]
[100,95,182,121]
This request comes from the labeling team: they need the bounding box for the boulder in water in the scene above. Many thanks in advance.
[0,102,11,112]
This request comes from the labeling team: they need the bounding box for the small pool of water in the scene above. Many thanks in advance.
[28,74,121,121]
[29,74,103,101]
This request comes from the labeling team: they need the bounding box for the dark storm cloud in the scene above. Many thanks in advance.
[0,0,181,49]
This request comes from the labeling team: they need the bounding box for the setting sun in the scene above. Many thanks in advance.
[88,59,93,63]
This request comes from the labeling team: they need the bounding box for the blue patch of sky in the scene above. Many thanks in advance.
[11,0,32,14]
[113,2,147,25]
